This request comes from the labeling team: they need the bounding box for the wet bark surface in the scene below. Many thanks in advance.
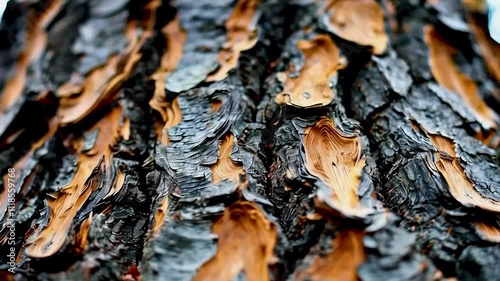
[0,0,499,280]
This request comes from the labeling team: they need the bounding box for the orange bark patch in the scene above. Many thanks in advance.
[193,201,277,281]
[475,222,500,242]
[424,25,498,130]
[462,0,487,12]
[275,35,346,108]
[325,0,388,54]
[119,117,131,141]
[210,99,223,112]
[466,14,500,82]
[421,128,500,212]
[149,15,186,119]
[296,229,365,281]
[304,117,368,218]
[210,134,245,184]
[206,0,260,82]
[58,55,120,125]
[154,98,182,145]
[74,213,93,255]
[0,0,64,113]
[152,196,169,236]
[58,18,150,126]
[25,105,127,258]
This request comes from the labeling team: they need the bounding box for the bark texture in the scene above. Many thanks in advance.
[0,0,499,280]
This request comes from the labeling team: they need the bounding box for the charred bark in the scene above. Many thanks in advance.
[0,0,499,280]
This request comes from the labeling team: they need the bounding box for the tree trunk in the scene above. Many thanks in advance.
[0,0,499,280]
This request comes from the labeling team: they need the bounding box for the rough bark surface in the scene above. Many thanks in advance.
[0,0,499,280]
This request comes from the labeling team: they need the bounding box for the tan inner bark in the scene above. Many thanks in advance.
[210,134,245,184]
[25,105,127,258]
[304,117,367,217]
[297,229,365,281]
[206,0,260,82]
[424,25,498,130]
[193,201,277,281]
[325,0,388,54]
[275,35,345,108]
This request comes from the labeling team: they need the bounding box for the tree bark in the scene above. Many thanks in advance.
[0,0,499,280]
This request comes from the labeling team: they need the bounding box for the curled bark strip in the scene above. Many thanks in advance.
[57,56,120,125]
[59,9,153,126]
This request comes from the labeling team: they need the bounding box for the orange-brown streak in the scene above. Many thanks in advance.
[210,134,245,184]
[462,0,487,13]
[421,127,500,212]
[0,0,64,112]
[297,229,365,281]
[152,196,169,236]
[206,0,260,82]
[58,56,120,125]
[325,0,388,54]
[149,15,185,143]
[59,14,153,126]
[74,212,93,254]
[424,25,498,130]
[275,35,345,108]
[304,117,367,217]
[193,201,277,281]
[475,222,500,242]
[25,106,124,258]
